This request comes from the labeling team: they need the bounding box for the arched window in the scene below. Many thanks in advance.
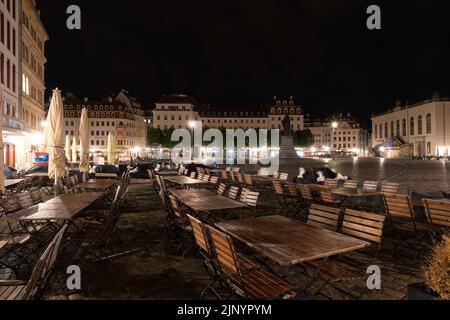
[426,114,432,134]
[396,120,400,137]
[374,124,378,139]
[418,115,423,135]
[390,121,394,137]
[379,125,382,140]
[384,123,388,138]
[402,119,407,136]
[410,117,415,136]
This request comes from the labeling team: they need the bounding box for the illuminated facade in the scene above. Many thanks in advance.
[372,94,450,158]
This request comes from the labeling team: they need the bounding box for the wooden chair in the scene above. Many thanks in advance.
[307,204,341,231]
[29,188,43,205]
[168,195,191,231]
[217,183,227,196]
[190,172,197,179]
[235,173,245,186]
[363,181,379,192]
[202,175,211,183]
[344,180,358,189]
[0,225,68,300]
[381,182,400,194]
[383,193,432,234]
[220,170,229,181]
[317,186,340,206]
[184,169,189,176]
[242,191,259,209]
[297,184,313,202]
[307,209,386,297]
[273,172,280,180]
[227,187,239,200]
[207,226,296,300]
[243,174,253,187]
[279,172,289,181]
[197,174,204,181]
[324,179,337,188]
[423,199,450,235]
[16,192,34,209]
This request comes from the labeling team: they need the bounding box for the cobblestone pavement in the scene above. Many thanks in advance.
[18,183,428,301]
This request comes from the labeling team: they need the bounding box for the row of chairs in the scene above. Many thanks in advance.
[324,179,402,194]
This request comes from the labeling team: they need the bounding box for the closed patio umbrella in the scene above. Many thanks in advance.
[107,132,116,164]
[72,136,78,163]
[65,135,72,163]
[44,88,66,182]
[0,88,5,192]
[79,108,90,181]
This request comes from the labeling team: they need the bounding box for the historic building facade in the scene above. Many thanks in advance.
[2,0,47,170]
[62,90,147,158]
[372,94,450,158]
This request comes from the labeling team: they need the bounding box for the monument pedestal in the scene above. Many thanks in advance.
[279,136,299,159]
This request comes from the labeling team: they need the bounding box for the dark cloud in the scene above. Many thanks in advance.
[38,0,450,125]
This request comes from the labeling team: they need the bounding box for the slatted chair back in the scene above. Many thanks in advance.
[381,182,400,194]
[30,188,43,205]
[184,169,190,176]
[221,170,228,180]
[23,224,68,300]
[168,194,188,223]
[317,186,336,204]
[189,172,196,179]
[363,181,379,191]
[307,204,341,231]
[202,175,211,183]
[243,174,253,187]
[207,226,241,277]
[279,172,289,181]
[0,196,22,214]
[217,183,227,196]
[297,184,313,201]
[197,167,205,175]
[424,199,450,228]
[155,175,167,192]
[229,172,237,182]
[242,191,259,208]
[286,183,299,197]
[17,192,34,209]
[227,186,239,200]
[383,193,415,219]
[342,209,386,246]
[236,172,244,185]
[272,180,284,196]
[147,169,155,180]
[239,188,250,203]
[324,179,337,188]
[66,175,79,187]
[344,180,358,189]
[209,176,219,185]
[273,172,280,179]
[198,173,204,181]
[187,214,211,255]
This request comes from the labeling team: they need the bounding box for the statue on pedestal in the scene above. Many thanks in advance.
[282,115,292,136]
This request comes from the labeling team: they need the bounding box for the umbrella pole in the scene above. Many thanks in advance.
[54,168,59,196]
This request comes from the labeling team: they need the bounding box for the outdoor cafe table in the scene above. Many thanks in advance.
[25,173,48,178]
[4,179,24,188]
[330,187,380,198]
[75,179,116,191]
[4,193,104,222]
[216,215,370,267]
[155,171,179,176]
[164,176,209,187]
[95,173,119,179]
[170,189,247,212]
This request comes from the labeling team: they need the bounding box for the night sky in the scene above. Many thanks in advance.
[38,0,450,125]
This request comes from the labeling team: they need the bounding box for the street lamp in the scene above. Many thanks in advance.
[331,122,338,160]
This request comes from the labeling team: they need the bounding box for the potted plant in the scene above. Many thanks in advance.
[408,234,450,300]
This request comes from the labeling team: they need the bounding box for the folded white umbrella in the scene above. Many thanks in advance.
[65,135,72,163]
[107,132,116,164]
[44,89,66,181]
[79,108,90,174]
[72,136,78,163]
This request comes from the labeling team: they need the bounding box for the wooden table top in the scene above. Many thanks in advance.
[155,171,179,176]
[216,215,370,266]
[25,173,48,177]
[95,173,119,179]
[331,187,380,197]
[75,179,116,189]
[170,189,247,212]
[165,176,209,186]
[4,193,104,222]
[4,179,24,188]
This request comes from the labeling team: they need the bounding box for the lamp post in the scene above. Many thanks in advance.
[331,121,338,160]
